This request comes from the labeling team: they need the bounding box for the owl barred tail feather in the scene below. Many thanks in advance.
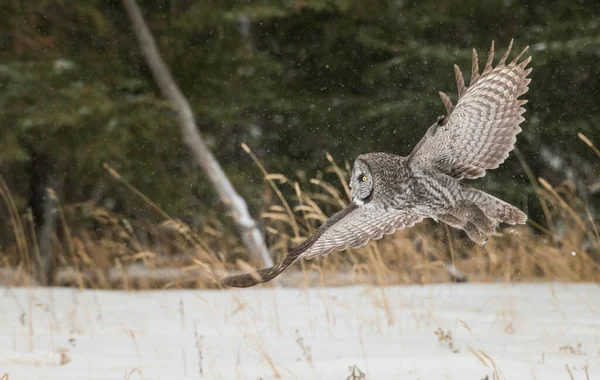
[440,195,526,247]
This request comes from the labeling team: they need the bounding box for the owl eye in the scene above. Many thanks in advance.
[361,175,368,182]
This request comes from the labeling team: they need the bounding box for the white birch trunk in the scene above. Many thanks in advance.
[121,0,273,269]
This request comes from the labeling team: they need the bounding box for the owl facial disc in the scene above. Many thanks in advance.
[349,159,373,205]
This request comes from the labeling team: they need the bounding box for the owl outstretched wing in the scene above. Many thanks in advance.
[408,40,532,180]
[220,203,423,288]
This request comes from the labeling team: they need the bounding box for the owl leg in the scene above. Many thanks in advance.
[439,203,494,246]
[463,222,488,246]
[439,213,487,246]
[437,213,463,230]
[464,204,496,236]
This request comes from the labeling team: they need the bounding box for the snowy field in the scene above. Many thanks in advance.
[0,283,598,379]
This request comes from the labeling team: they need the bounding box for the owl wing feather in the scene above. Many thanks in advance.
[302,204,423,259]
[220,203,422,288]
[408,40,532,180]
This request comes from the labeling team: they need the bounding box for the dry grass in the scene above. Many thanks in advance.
[434,328,459,353]
[1,134,600,289]
[347,365,366,380]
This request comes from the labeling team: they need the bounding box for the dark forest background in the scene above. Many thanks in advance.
[1,1,599,259]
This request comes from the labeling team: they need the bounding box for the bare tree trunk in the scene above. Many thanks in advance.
[121,0,274,268]
[37,188,57,284]
[27,150,57,285]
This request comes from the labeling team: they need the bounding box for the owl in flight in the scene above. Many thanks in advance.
[222,40,531,288]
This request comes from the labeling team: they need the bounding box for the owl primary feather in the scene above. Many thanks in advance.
[222,40,531,288]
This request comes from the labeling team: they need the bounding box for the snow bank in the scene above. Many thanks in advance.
[0,283,598,379]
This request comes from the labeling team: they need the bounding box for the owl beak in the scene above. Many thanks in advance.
[349,185,355,199]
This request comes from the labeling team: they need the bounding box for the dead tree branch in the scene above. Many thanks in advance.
[121,0,273,268]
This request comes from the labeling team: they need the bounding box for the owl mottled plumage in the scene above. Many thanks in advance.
[222,40,531,288]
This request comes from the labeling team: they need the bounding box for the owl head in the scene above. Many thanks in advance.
[349,159,373,205]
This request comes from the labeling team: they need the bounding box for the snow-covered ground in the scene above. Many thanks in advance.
[0,283,598,379]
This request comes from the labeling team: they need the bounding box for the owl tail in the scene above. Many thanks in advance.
[465,188,527,226]
[439,189,526,246]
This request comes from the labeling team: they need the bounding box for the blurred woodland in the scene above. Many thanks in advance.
[1,1,600,287]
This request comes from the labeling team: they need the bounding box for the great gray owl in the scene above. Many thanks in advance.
[222,40,531,288]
